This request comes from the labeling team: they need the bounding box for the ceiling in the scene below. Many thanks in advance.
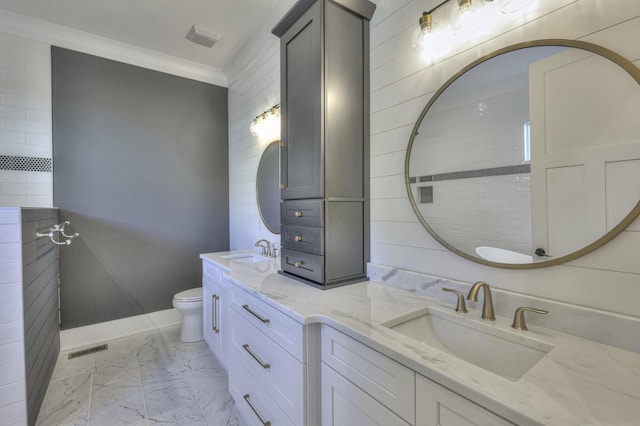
[0,0,294,72]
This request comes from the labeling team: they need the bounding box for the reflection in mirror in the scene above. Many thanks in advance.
[406,40,640,268]
[257,141,281,234]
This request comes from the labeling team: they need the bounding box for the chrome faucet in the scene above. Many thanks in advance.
[467,281,495,321]
[254,239,271,256]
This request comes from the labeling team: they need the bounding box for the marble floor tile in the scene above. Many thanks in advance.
[89,375,146,426]
[93,343,138,387]
[38,325,245,426]
[51,351,95,381]
[36,373,92,426]
[143,377,208,425]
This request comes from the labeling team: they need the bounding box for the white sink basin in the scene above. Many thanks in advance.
[382,308,553,381]
[220,253,269,263]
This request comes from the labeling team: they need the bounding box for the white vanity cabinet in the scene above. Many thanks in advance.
[202,259,229,368]
[228,284,306,425]
[320,325,513,426]
[416,374,514,426]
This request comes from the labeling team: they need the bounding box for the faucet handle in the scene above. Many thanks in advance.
[442,288,468,313]
[512,307,548,330]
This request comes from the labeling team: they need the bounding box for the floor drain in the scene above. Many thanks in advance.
[67,344,108,360]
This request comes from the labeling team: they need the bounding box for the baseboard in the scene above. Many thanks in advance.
[60,308,182,351]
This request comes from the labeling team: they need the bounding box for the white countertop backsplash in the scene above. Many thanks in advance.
[201,250,640,426]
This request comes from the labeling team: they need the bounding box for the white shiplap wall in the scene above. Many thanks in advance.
[229,0,640,318]
[227,36,281,250]
[369,0,640,318]
[0,33,52,207]
[227,1,296,251]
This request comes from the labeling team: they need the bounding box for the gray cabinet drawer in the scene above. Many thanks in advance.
[281,200,323,227]
[281,225,323,255]
[281,248,324,283]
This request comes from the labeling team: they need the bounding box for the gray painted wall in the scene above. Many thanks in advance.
[22,208,60,426]
[52,47,229,329]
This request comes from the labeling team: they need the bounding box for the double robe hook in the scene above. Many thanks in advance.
[36,221,79,246]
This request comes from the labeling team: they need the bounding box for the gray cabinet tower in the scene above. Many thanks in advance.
[273,0,375,288]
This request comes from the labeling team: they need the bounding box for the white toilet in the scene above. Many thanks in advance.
[172,287,204,343]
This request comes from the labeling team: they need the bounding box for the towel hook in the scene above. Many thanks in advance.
[36,221,79,246]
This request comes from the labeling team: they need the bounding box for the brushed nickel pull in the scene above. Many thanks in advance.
[294,261,303,267]
[294,235,302,242]
[442,288,468,313]
[243,394,271,426]
[279,140,285,189]
[242,304,270,324]
[211,294,216,331]
[242,344,270,369]
[294,211,303,217]
[214,295,220,333]
[512,307,548,330]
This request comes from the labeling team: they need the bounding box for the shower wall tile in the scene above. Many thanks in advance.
[0,33,52,208]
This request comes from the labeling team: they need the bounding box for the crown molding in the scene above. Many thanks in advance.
[0,9,228,87]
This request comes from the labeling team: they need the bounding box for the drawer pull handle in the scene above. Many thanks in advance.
[243,394,271,426]
[242,304,270,324]
[242,344,271,369]
[294,235,302,242]
[214,295,220,333]
[212,294,219,333]
[294,261,303,268]
[294,211,303,217]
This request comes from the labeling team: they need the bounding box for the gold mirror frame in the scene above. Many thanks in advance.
[405,39,640,269]
[256,140,281,234]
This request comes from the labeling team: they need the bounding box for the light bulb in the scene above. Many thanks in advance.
[412,13,449,62]
[449,0,483,39]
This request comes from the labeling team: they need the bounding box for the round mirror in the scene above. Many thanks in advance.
[406,40,640,268]
[257,141,281,234]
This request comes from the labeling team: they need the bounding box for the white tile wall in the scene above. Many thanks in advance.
[0,206,26,425]
[0,32,52,208]
[228,0,640,319]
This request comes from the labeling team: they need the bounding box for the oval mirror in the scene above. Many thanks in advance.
[406,40,640,268]
[257,141,281,234]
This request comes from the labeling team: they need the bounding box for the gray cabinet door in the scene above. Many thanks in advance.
[280,2,323,200]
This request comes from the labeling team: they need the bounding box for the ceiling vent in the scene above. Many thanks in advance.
[185,24,221,48]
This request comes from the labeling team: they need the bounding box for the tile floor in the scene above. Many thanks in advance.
[36,325,245,426]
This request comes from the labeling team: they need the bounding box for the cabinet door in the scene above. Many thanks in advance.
[202,279,218,351]
[416,374,514,426]
[280,1,322,200]
[322,363,410,426]
[217,278,229,368]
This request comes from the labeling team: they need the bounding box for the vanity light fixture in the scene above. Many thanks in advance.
[250,104,281,142]
[413,0,536,60]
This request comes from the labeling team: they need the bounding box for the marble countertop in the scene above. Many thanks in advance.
[201,251,640,426]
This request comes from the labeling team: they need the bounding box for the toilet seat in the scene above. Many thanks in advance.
[173,287,203,302]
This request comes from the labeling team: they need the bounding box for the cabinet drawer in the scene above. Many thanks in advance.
[229,355,295,426]
[322,363,410,426]
[321,326,415,424]
[230,309,304,425]
[416,374,514,426]
[281,199,323,227]
[281,225,323,255]
[281,248,324,283]
[230,285,304,361]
